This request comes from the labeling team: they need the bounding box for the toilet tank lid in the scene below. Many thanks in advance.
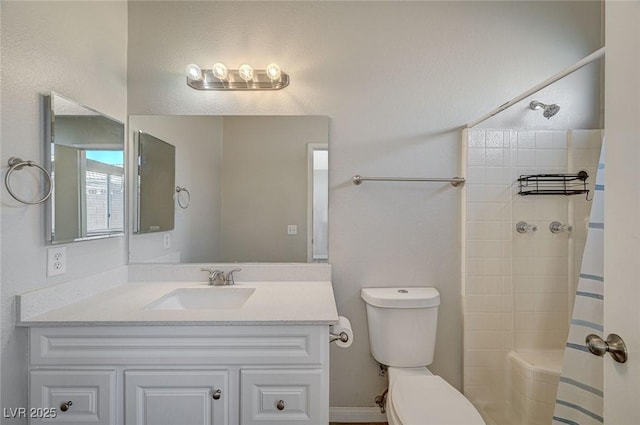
[361,287,440,308]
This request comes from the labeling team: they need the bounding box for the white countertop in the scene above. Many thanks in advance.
[18,280,339,326]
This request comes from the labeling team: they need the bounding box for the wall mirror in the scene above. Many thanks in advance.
[128,115,328,264]
[133,131,176,234]
[45,92,125,244]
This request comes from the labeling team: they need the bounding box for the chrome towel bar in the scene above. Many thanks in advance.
[352,175,465,187]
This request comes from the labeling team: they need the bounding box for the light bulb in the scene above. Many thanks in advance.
[265,63,282,81]
[185,64,202,81]
[211,63,229,80]
[238,64,254,82]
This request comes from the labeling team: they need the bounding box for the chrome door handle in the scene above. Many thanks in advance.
[586,333,628,363]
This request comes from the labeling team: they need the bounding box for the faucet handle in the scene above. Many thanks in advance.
[201,268,225,285]
[549,221,573,234]
[516,221,537,234]
[225,268,242,285]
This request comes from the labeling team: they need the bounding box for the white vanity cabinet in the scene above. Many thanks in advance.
[27,325,329,425]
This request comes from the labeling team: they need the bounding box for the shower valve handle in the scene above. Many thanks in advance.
[550,221,573,234]
[516,221,537,234]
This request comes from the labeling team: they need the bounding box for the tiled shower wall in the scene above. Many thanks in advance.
[463,129,602,419]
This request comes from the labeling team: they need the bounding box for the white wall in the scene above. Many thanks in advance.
[0,1,127,415]
[127,1,602,408]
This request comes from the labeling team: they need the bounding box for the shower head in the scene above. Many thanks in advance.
[530,101,560,119]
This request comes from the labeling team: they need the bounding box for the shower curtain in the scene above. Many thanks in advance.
[553,143,605,425]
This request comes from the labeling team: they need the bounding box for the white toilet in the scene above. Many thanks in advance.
[361,287,486,425]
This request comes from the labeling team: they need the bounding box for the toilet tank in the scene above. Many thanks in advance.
[361,287,440,367]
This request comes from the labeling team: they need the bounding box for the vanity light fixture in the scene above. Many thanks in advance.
[185,62,289,90]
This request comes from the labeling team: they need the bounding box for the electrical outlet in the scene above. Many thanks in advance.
[163,233,171,249]
[47,247,66,276]
[287,224,298,235]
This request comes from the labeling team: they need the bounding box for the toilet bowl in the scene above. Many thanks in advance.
[361,287,485,425]
[386,367,485,425]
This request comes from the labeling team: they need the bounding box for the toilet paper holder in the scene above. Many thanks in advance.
[329,316,353,346]
[329,331,350,344]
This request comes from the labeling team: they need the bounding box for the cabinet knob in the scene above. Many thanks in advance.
[60,401,73,412]
[276,400,285,411]
[212,389,222,400]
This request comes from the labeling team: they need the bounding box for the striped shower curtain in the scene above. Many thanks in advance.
[552,143,605,425]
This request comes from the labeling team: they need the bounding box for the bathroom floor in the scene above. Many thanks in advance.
[329,423,387,425]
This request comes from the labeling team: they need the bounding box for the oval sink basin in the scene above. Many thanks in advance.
[145,287,255,310]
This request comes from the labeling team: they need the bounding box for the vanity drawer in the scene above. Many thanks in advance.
[240,369,323,425]
[30,326,324,365]
[29,369,116,425]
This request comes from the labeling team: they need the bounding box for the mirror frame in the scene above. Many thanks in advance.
[44,92,126,244]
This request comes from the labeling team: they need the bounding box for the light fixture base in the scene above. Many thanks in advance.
[187,69,290,91]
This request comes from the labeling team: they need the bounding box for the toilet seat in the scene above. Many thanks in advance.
[388,375,485,425]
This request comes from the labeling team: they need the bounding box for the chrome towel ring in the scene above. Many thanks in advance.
[5,157,53,205]
[176,186,191,209]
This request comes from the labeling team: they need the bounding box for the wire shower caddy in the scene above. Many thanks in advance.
[517,171,591,200]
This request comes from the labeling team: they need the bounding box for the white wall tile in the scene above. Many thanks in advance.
[469,131,486,148]
[517,131,536,149]
[486,148,506,166]
[468,147,487,165]
[535,131,553,149]
[571,130,591,149]
[467,221,485,240]
[514,275,535,294]
[467,277,487,294]
[517,149,536,167]
[464,129,601,416]
[467,166,486,184]
[551,131,568,149]
[486,130,505,148]
[485,258,504,277]
[485,167,511,185]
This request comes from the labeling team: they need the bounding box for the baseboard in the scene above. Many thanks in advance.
[329,406,387,423]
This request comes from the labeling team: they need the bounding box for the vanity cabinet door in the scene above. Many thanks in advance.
[29,369,116,425]
[240,369,323,425]
[124,370,228,425]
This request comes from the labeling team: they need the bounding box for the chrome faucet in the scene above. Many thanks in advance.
[201,268,225,286]
[225,268,242,285]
